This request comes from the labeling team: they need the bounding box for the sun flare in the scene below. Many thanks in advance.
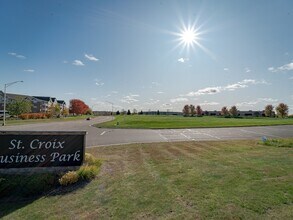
[180,28,198,46]
[173,24,201,51]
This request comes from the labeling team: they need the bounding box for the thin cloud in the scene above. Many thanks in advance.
[268,62,293,72]
[24,69,35,72]
[120,94,139,104]
[157,91,164,94]
[186,87,221,96]
[85,54,99,61]
[236,97,278,107]
[170,97,189,103]
[245,67,251,73]
[185,79,269,97]
[178,57,189,63]
[223,68,229,71]
[65,92,74,95]
[72,60,85,66]
[8,52,26,59]
[95,80,104,86]
[199,101,220,106]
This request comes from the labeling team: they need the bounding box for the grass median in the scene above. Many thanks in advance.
[1,139,292,219]
[95,115,293,129]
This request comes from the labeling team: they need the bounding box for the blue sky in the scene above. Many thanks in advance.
[1,0,292,112]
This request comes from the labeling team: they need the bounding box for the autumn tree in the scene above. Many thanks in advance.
[229,106,238,117]
[61,107,69,117]
[196,105,203,116]
[69,99,89,115]
[190,105,196,116]
[221,106,229,116]
[276,103,288,118]
[7,98,32,117]
[264,104,274,117]
[182,104,190,117]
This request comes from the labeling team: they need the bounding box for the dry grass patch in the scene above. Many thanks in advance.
[1,139,292,219]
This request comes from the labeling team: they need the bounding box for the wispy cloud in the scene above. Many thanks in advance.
[85,54,99,61]
[185,79,269,97]
[170,97,189,103]
[186,87,221,96]
[245,67,251,73]
[144,99,160,105]
[8,52,26,59]
[24,69,35,72]
[289,76,293,80]
[120,94,139,104]
[178,57,189,63]
[236,97,278,107]
[199,101,220,106]
[95,80,104,86]
[268,62,293,72]
[72,60,85,66]
[223,68,229,71]
[157,91,164,94]
[65,92,74,95]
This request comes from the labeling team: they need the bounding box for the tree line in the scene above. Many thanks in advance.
[6,98,92,119]
[182,103,289,118]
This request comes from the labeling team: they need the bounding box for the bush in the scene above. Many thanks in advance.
[59,171,79,186]
[84,153,102,167]
[19,113,48,120]
[77,165,99,181]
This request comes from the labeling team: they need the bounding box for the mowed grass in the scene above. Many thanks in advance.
[2,115,92,126]
[1,139,292,219]
[96,115,293,129]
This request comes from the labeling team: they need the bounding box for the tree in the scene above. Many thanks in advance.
[157,110,160,115]
[85,108,93,115]
[276,103,288,118]
[264,105,274,117]
[196,105,203,116]
[127,109,131,115]
[133,109,138,114]
[61,107,69,117]
[7,98,32,117]
[190,105,196,116]
[229,106,238,117]
[221,106,229,116]
[116,110,120,115]
[182,104,190,117]
[138,110,143,115]
[69,99,89,115]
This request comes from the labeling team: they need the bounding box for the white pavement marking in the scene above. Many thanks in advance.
[158,132,168,141]
[239,128,283,138]
[100,131,107,136]
[180,132,192,140]
[200,132,221,140]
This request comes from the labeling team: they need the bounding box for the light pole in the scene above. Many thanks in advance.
[2,80,23,126]
[105,101,114,115]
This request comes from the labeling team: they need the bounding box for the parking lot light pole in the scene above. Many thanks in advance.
[2,80,23,126]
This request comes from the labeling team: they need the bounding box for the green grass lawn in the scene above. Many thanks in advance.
[2,115,92,126]
[96,115,293,129]
[1,139,292,219]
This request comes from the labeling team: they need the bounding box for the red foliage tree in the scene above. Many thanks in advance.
[69,99,89,115]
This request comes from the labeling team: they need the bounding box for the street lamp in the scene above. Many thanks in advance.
[105,101,114,115]
[2,80,23,126]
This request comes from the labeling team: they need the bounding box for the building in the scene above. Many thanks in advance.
[0,91,66,114]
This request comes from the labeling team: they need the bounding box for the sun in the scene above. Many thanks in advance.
[180,27,198,47]
[173,23,201,52]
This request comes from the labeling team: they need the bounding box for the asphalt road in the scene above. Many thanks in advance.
[0,116,292,147]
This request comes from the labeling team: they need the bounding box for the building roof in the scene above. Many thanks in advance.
[33,96,51,102]
[57,100,66,104]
